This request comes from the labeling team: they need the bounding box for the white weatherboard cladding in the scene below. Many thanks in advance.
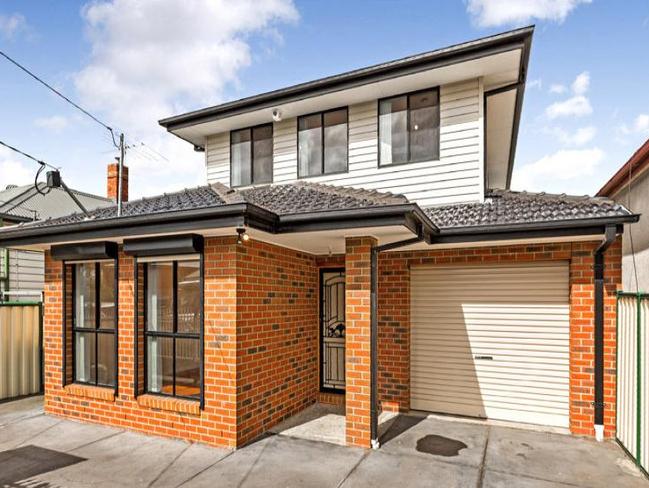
[410,262,570,428]
[205,78,484,206]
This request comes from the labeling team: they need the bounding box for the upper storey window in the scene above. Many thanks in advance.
[379,88,440,166]
[298,108,348,177]
[231,124,273,187]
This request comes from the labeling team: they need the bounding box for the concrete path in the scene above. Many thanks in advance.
[0,396,646,487]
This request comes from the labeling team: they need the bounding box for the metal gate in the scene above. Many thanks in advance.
[0,301,43,401]
[320,269,345,392]
[617,292,649,474]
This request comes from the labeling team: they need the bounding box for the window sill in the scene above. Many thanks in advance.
[65,383,115,402]
[137,394,200,415]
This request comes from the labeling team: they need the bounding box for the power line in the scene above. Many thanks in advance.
[0,49,117,145]
[0,140,59,170]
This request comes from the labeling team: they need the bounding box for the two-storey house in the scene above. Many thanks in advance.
[0,26,638,449]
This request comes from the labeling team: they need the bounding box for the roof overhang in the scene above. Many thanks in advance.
[0,202,436,253]
[160,27,533,188]
[0,200,637,255]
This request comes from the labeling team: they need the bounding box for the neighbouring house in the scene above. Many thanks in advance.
[597,138,649,292]
[0,26,639,450]
[0,174,116,301]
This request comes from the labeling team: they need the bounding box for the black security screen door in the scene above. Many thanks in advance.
[320,269,345,392]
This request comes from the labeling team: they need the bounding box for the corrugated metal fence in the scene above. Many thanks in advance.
[617,292,649,474]
[0,302,43,401]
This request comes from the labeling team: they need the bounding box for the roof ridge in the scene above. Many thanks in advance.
[487,188,619,206]
[209,182,246,204]
[293,181,408,204]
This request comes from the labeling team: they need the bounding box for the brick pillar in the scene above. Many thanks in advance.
[117,249,135,400]
[43,252,64,404]
[204,237,239,448]
[345,236,376,448]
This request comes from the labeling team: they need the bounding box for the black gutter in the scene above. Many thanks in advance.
[369,226,427,449]
[0,203,439,248]
[593,224,617,437]
[159,27,534,132]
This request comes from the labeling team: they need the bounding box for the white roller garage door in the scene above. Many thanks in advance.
[410,262,570,428]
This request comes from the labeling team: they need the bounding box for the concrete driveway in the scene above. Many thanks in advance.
[0,396,646,488]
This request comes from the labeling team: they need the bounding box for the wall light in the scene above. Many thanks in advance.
[236,227,250,245]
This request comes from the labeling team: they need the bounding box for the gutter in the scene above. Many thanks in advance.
[593,224,617,441]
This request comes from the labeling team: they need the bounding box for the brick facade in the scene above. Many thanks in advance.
[44,237,319,449]
[344,237,376,448]
[376,239,621,438]
[235,239,319,445]
[42,236,622,449]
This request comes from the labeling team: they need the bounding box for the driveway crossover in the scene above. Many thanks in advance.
[0,397,646,487]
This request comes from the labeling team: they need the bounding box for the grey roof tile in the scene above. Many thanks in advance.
[424,189,634,230]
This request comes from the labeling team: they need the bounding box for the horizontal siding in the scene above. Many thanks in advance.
[410,262,570,428]
[206,132,230,187]
[8,249,44,298]
[206,78,484,206]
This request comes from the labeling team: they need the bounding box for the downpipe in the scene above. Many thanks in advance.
[370,229,426,449]
[593,224,617,441]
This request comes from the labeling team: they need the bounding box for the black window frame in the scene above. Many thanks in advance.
[229,123,274,188]
[297,106,349,178]
[70,260,118,389]
[143,258,203,401]
[377,87,441,167]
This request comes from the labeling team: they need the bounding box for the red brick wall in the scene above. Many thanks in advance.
[44,237,240,448]
[377,240,621,438]
[235,239,319,445]
[345,237,375,448]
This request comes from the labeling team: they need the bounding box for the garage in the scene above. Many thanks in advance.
[410,262,570,428]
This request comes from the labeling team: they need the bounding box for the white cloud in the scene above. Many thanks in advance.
[74,0,298,198]
[34,115,69,133]
[551,125,597,146]
[0,13,26,39]
[618,114,649,137]
[634,114,649,133]
[545,71,593,119]
[466,0,591,27]
[528,79,542,89]
[545,95,592,119]
[553,126,597,146]
[571,71,590,95]
[512,147,604,192]
[549,83,566,94]
[0,146,34,188]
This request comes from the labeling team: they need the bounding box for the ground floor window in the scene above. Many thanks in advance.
[72,261,117,387]
[144,258,201,399]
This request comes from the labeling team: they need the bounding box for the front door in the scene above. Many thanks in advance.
[321,269,345,392]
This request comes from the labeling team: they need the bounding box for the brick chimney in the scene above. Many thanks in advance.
[107,161,129,203]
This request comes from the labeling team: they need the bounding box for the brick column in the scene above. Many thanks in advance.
[43,252,64,405]
[345,236,376,448]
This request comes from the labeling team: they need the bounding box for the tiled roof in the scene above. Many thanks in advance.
[424,189,634,230]
[20,182,407,229]
[2,183,634,236]
[238,181,407,215]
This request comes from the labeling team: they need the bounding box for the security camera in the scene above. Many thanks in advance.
[272,109,282,122]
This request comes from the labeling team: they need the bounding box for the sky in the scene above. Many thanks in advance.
[0,0,648,201]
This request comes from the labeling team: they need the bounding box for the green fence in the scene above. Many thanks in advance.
[617,292,649,474]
